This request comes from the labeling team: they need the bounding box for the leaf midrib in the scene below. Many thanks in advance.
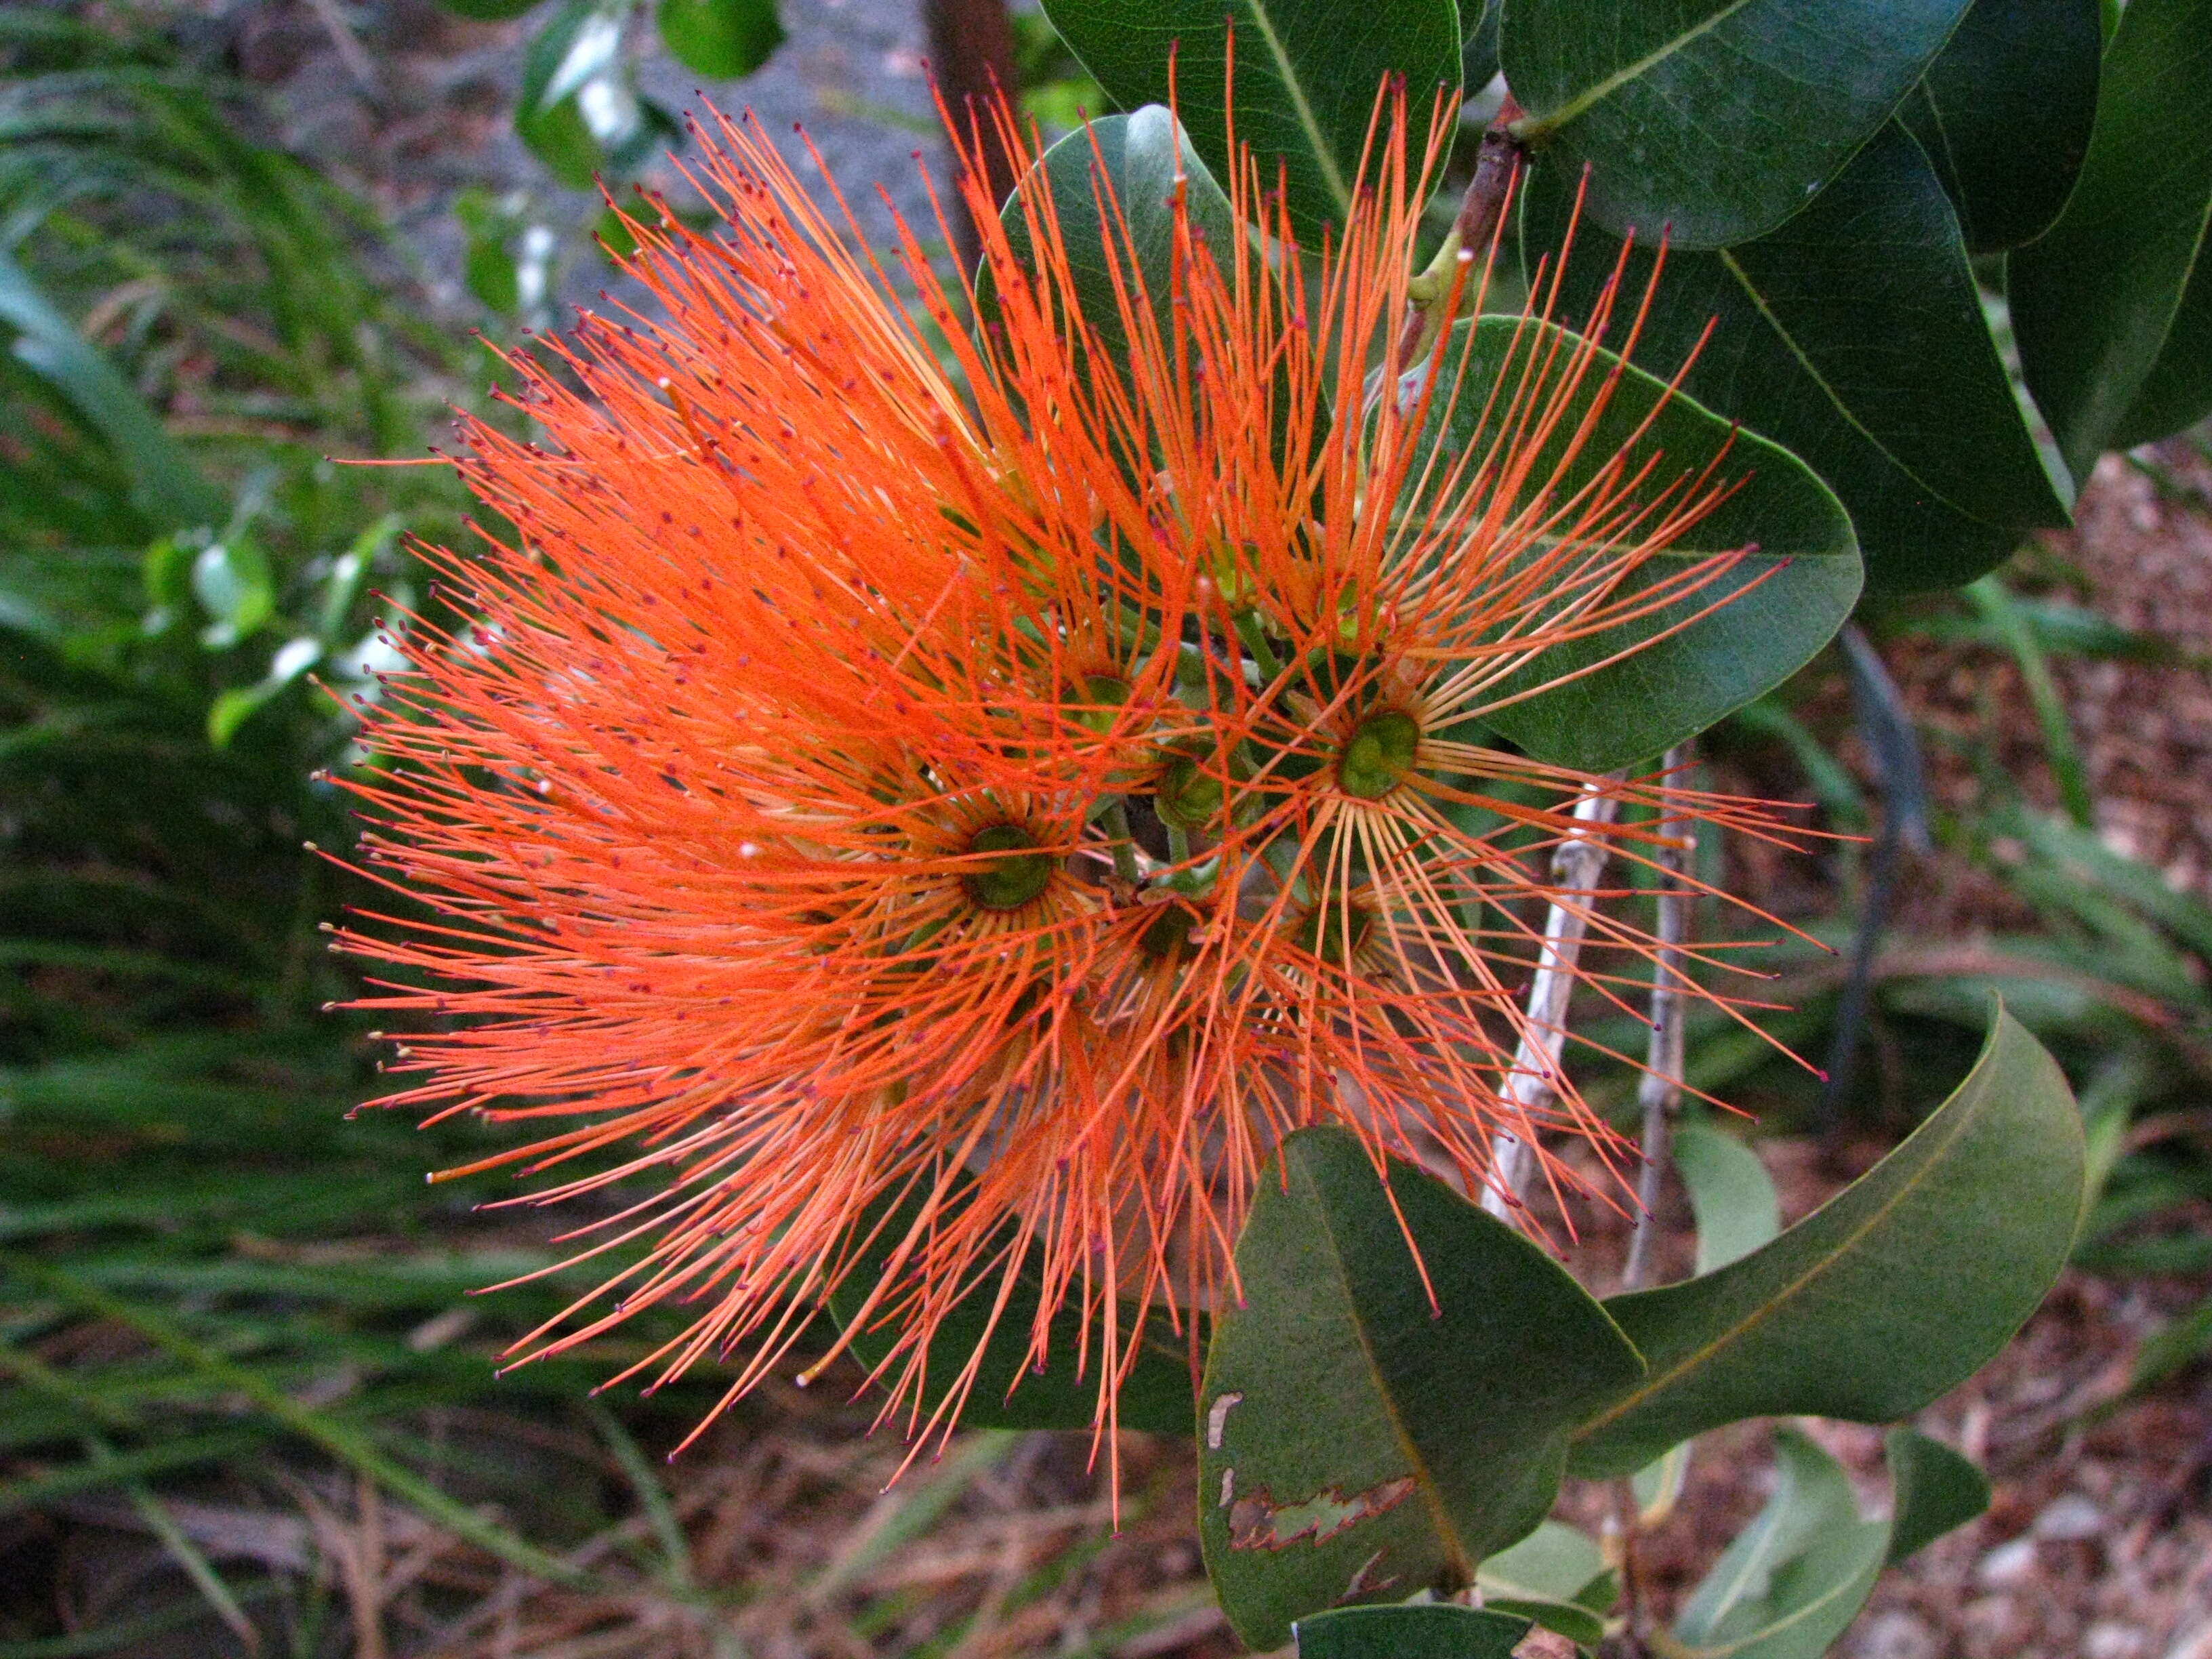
[1300,1150,1471,1575]
[1515,0,1759,138]
[1574,1050,1996,1439]
[1237,0,1351,216]
[1712,245,2020,533]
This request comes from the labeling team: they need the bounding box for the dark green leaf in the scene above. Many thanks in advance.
[1295,1603,1532,1658]
[1503,0,1973,249]
[1038,0,1462,242]
[2011,0,2212,472]
[0,249,224,532]
[825,1190,1198,1437]
[1672,1122,1780,1277]
[1197,1127,1645,1650]
[1570,1006,2083,1478]
[1884,1427,1990,1565]
[1898,0,2102,252]
[1462,0,1500,91]
[2112,225,2212,447]
[655,0,782,76]
[1522,122,2072,590]
[1418,315,1860,770]
[433,0,543,16]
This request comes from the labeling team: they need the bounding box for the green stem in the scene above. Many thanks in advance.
[1100,798,1141,883]
[1233,611,1286,683]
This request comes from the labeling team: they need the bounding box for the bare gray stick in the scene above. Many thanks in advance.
[1483,778,1624,1219]
[1622,743,1694,1292]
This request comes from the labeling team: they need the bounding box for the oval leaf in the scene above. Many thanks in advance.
[1897,0,2102,253]
[1503,0,1973,249]
[2011,0,2212,469]
[1295,1603,1532,1658]
[1418,314,1860,771]
[1198,1127,1645,1650]
[1523,121,2072,590]
[1569,1005,2085,1478]
[1038,0,1462,242]
[655,0,783,78]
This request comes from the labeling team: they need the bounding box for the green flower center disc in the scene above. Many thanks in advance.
[1336,709,1421,800]
[964,823,1054,911]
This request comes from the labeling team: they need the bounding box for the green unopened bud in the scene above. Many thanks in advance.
[1154,745,1228,831]
[962,823,1054,911]
[1336,709,1421,800]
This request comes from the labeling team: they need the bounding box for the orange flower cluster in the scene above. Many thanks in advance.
[338,89,1803,1467]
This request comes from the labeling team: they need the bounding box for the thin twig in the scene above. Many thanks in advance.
[1622,742,1695,1293]
[1609,744,1694,1659]
[1483,777,1624,1219]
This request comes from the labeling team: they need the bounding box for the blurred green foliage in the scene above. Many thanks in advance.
[1,5,2209,1654]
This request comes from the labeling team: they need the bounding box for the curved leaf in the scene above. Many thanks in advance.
[0,249,223,533]
[1668,1427,1984,1659]
[1673,1122,1780,1276]
[994,106,1237,385]
[1296,1603,1532,1658]
[1569,1005,2084,1478]
[1417,314,1860,770]
[1475,1521,1614,1648]
[1503,0,1973,249]
[1039,0,1462,241]
[1897,0,2102,253]
[2010,0,2212,471]
[1522,122,2072,590]
[1197,1127,1645,1650]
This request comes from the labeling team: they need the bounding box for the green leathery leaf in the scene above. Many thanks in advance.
[1295,1603,1532,1658]
[1884,1428,1990,1565]
[1197,1127,1645,1651]
[1414,314,1859,771]
[1665,1428,1988,1659]
[1521,122,2073,591]
[1569,1006,2083,1479]
[1502,0,1973,249]
[655,0,782,78]
[1038,0,1462,243]
[1897,0,2102,253]
[2011,0,2212,470]
[994,106,1237,386]
[1462,0,1501,91]
[1673,1122,1780,1277]
[824,1185,1197,1437]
